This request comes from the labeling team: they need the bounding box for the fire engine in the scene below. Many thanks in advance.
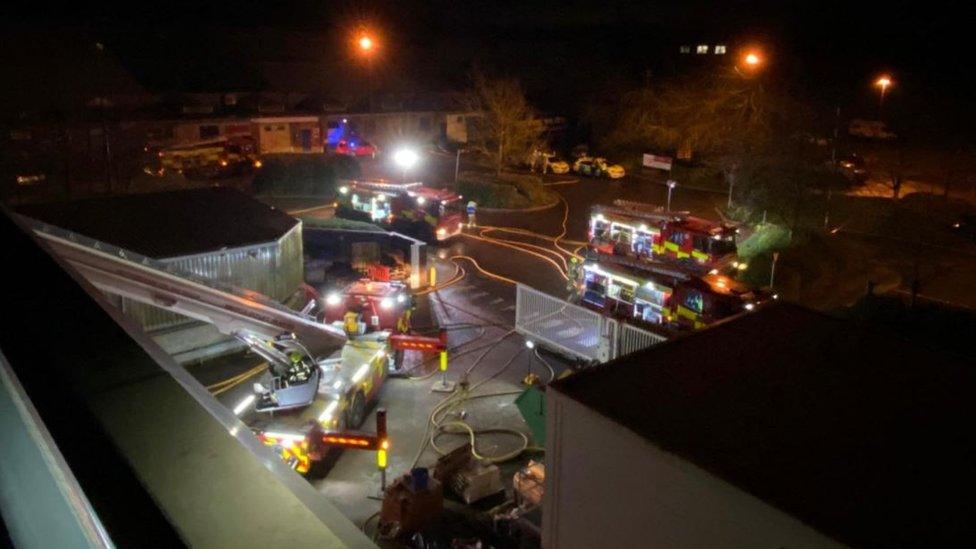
[578,252,771,332]
[335,180,464,242]
[322,278,412,333]
[154,136,261,178]
[589,201,739,268]
[28,217,445,477]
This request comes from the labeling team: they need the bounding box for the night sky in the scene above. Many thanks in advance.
[2,1,972,139]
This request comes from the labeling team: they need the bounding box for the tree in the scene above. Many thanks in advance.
[464,72,543,176]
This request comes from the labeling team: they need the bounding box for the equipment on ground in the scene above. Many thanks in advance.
[379,468,444,539]
[451,462,504,504]
[336,179,463,242]
[513,461,545,508]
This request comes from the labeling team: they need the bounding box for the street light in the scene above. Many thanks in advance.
[393,147,419,181]
[735,49,764,76]
[358,35,374,52]
[666,179,677,212]
[875,75,893,120]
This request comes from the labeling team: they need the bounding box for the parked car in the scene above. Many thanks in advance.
[335,139,378,158]
[573,156,625,179]
[837,154,868,182]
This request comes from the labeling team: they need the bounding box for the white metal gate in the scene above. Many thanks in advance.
[515,284,664,363]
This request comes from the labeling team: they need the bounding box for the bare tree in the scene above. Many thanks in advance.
[464,72,543,176]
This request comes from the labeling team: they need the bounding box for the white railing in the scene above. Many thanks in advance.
[515,284,665,363]
[617,323,668,358]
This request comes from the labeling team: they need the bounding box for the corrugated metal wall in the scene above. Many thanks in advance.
[122,224,304,332]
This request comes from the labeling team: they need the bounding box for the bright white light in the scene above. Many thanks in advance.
[525,340,535,349]
[393,148,420,170]
[667,180,677,189]
[380,297,393,309]
[396,294,405,304]
[437,227,447,236]
[333,380,343,390]
[744,303,755,311]
[416,196,427,205]
[263,431,306,443]
[351,363,371,383]
[233,394,256,415]
[772,293,779,300]
[339,186,349,195]
[318,400,339,423]
[639,224,648,232]
[326,293,342,306]
[737,262,748,271]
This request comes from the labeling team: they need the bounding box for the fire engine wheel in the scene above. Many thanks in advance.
[346,391,367,429]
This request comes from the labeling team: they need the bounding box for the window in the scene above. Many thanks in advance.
[714,45,727,54]
[696,45,709,54]
[679,45,691,54]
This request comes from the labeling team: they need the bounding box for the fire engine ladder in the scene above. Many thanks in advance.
[594,201,688,223]
[591,252,704,280]
[22,216,347,354]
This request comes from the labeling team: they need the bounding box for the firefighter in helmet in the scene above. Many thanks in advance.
[566,256,582,300]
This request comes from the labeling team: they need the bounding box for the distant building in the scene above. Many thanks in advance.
[17,188,302,359]
[544,302,974,548]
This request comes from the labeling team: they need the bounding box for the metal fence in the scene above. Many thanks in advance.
[617,323,668,358]
[516,284,608,362]
[515,284,666,363]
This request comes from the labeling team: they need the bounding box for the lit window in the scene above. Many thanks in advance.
[679,45,691,54]
[715,45,727,54]
[696,45,709,54]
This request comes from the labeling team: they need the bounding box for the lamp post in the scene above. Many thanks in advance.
[666,179,677,212]
[875,75,892,120]
[356,32,376,111]
[524,340,535,384]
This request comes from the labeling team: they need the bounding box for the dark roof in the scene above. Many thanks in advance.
[17,187,298,257]
[551,302,976,548]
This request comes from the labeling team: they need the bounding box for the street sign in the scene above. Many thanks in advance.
[642,153,673,171]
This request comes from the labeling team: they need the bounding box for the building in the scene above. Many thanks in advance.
[17,188,303,359]
[544,302,974,548]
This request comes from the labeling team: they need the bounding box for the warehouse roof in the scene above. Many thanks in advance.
[551,302,976,547]
[17,187,299,258]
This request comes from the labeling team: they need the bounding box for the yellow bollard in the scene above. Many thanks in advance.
[429,265,437,287]
[439,351,448,372]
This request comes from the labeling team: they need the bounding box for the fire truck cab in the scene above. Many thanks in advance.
[322,279,412,333]
[336,180,464,243]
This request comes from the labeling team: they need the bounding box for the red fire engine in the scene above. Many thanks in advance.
[336,180,464,243]
[579,253,771,332]
[589,201,739,268]
[322,278,412,333]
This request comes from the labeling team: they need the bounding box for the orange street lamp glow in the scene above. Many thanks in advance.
[875,75,892,90]
[745,52,761,66]
[358,35,374,51]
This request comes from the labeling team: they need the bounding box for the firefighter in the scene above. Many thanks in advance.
[566,257,582,300]
[343,305,366,336]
